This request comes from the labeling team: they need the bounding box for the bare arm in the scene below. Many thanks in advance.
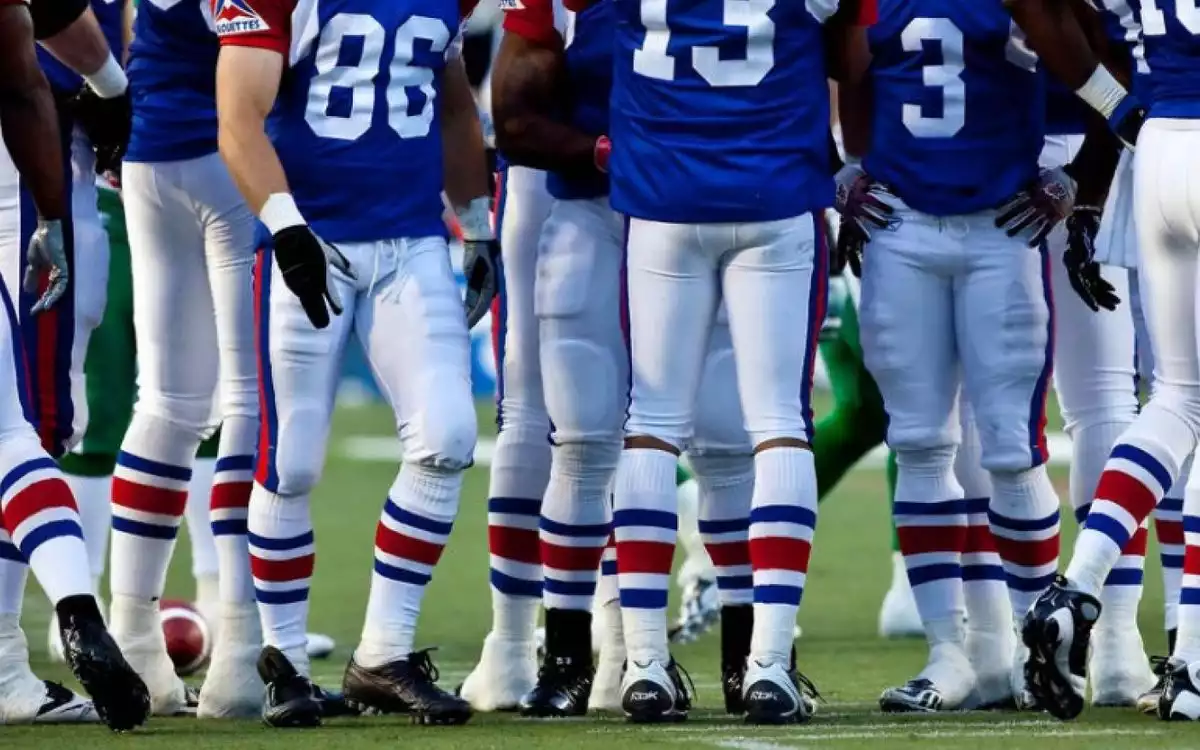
[122,0,134,64]
[1063,0,1123,205]
[216,45,289,216]
[38,6,125,93]
[491,30,602,175]
[0,5,67,220]
[836,26,872,160]
[441,55,490,209]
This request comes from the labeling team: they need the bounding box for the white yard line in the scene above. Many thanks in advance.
[340,434,1075,469]
[680,726,1163,746]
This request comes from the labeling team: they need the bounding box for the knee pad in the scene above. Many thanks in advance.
[896,446,958,476]
[271,405,333,496]
[546,440,620,509]
[542,337,624,443]
[133,390,217,437]
[689,452,754,491]
[405,392,478,472]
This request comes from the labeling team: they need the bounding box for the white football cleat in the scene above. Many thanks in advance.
[592,600,626,712]
[742,659,817,725]
[1010,639,1039,710]
[110,594,195,716]
[0,617,99,724]
[198,603,263,718]
[880,644,976,712]
[458,632,536,712]
[965,624,1015,708]
[306,632,336,660]
[879,553,924,638]
[1090,623,1156,707]
[620,658,689,723]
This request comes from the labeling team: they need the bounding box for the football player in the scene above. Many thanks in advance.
[0,0,148,731]
[1019,0,1200,722]
[215,0,493,727]
[101,0,261,717]
[608,0,873,724]
[837,0,1072,712]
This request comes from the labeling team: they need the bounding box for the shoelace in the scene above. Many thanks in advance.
[669,660,697,705]
[408,647,442,685]
[796,671,824,703]
[1150,656,1170,678]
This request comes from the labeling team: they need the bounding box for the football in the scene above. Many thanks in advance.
[160,599,212,677]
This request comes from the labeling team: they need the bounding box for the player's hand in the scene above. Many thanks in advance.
[995,167,1078,247]
[272,225,355,329]
[24,219,69,314]
[834,163,893,240]
[70,86,132,175]
[1063,206,1120,312]
[462,237,500,329]
[1108,95,1147,150]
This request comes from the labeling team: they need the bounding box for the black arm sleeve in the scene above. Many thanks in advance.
[30,0,89,40]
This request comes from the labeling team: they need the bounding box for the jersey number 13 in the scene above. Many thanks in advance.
[633,0,775,87]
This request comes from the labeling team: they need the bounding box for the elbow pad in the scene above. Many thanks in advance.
[30,0,89,40]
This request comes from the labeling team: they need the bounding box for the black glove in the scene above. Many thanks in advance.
[1063,206,1120,312]
[70,86,132,175]
[834,214,865,278]
[462,237,500,329]
[272,225,354,329]
[995,167,1077,247]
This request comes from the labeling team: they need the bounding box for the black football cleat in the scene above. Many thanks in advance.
[343,648,472,725]
[1139,656,1170,715]
[519,654,594,718]
[57,596,151,732]
[314,684,359,718]
[258,646,322,728]
[1021,575,1100,721]
[1157,657,1200,721]
[720,605,753,715]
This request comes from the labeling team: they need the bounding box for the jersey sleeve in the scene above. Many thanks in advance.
[212,0,294,53]
[854,0,877,25]
[501,0,560,48]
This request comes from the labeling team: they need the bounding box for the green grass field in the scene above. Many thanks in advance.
[6,395,1193,748]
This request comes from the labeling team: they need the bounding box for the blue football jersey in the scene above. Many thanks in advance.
[546,0,614,201]
[1106,0,1199,116]
[125,0,221,163]
[217,0,462,243]
[1088,0,1153,103]
[608,0,840,224]
[865,0,1045,216]
[39,0,124,93]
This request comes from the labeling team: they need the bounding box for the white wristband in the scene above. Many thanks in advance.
[260,193,306,234]
[454,196,493,241]
[83,54,128,99]
[1075,65,1128,120]
[844,154,862,168]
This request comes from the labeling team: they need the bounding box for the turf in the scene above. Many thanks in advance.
[7,396,1189,749]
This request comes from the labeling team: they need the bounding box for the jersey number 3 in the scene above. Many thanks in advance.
[305,13,450,141]
[633,0,775,86]
[901,17,1036,139]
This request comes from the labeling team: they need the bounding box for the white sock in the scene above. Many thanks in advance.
[485,424,549,643]
[211,417,257,605]
[540,442,614,611]
[0,529,26,616]
[893,448,966,648]
[614,448,678,665]
[247,485,313,675]
[1175,465,1200,663]
[185,458,219,581]
[989,467,1061,616]
[1158,458,1192,633]
[110,415,199,599]
[65,474,112,581]
[691,453,753,607]
[748,447,817,666]
[953,424,1010,640]
[357,465,462,668]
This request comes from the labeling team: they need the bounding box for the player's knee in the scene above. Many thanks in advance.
[542,336,624,443]
[1149,382,1200,434]
[549,440,619,493]
[896,446,958,475]
[271,409,333,496]
[1055,379,1139,436]
[406,394,478,471]
[132,392,214,440]
[217,374,258,421]
[886,421,958,457]
[689,451,754,486]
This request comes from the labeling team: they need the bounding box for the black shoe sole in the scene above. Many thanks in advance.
[519,704,589,719]
[263,697,323,729]
[878,697,939,714]
[1022,617,1085,721]
[345,697,473,725]
[68,636,151,732]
